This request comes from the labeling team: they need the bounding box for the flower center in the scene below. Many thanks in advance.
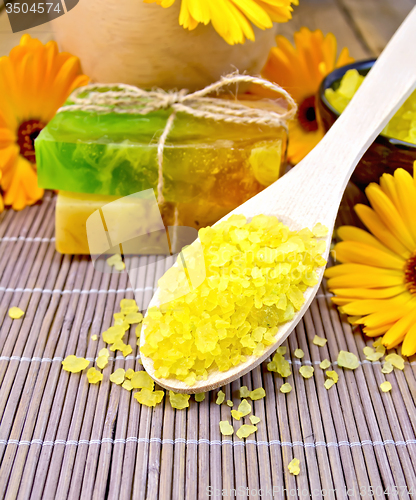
[405,252,416,294]
[298,95,318,132]
[17,120,45,164]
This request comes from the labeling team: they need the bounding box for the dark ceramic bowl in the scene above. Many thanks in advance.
[317,59,416,187]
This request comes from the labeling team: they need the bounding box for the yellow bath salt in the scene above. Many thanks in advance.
[125,368,135,379]
[227,400,233,407]
[326,370,339,383]
[313,335,327,347]
[216,390,225,405]
[135,324,142,338]
[249,415,261,425]
[324,379,335,390]
[280,383,292,393]
[373,338,386,356]
[102,326,125,344]
[312,223,328,237]
[363,346,383,362]
[114,261,126,272]
[99,348,109,358]
[122,345,133,357]
[134,389,164,407]
[385,354,405,370]
[114,312,125,321]
[239,386,250,398]
[238,399,252,417]
[195,393,205,402]
[288,458,300,476]
[337,351,359,370]
[231,410,243,420]
[236,424,257,439]
[8,307,24,319]
[250,388,266,400]
[267,352,291,377]
[141,214,327,385]
[96,356,109,370]
[110,368,125,385]
[276,346,287,355]
[169,391,190,410]
[131,371,154,390]
[299,366,314,379]
[122,380,133,391]
[91,335,98,341]
[120,299,139,314]
[107,254,122,266]
[380,381,392,393]
[219,421,234,436]
[114,319,130,330]
[124,312,143,324]
[62,355,90,373]
[110,339,128,352]
[87,367,103,384]
[381,361,394,374]
[294,349,304,359]
[319,359,331,370]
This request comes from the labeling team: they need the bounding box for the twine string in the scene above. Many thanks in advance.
[58,73,297,213]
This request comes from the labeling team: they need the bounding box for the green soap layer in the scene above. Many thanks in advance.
[36,108,284,201]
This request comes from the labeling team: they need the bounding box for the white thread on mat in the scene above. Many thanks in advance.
[0,354,412,367]
[1,436,415,449]
[0,354,141,363]
[0,286,155,295]
[0,236,55,243]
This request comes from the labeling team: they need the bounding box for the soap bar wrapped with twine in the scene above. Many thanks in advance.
[37,73,296,227]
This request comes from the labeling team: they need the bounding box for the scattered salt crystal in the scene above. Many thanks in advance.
[8,307,24,319]
[299,366,314,379]
[219,421,234,436]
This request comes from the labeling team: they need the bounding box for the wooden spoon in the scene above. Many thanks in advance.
[141,7,416,393]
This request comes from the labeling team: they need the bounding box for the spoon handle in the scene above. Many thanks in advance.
[291,6,416,216]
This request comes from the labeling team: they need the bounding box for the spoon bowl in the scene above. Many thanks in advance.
[141,7,416,393]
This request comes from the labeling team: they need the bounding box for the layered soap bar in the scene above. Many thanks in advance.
[56,190,198,256]
[36,108,286,228]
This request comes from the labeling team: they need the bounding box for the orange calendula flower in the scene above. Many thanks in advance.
[326,164,416,356]
[143,0,298,45]
[256,27,353,164]
[0,35,89,211]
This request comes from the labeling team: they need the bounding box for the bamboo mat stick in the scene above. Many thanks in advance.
[261,363,283,494]
[209,389,222,498]
[197,384,210,499]
[292,320,335,497]
[230,378,248,500]
[220,384,234,498]
[271,340,298,495]
[285,331,318,498]
[172,401,187,500]
[250,366,273,497]
[240,373,260,498]
[317,291,386,498]
[184,388,198,500]
[302,308,354,497]
[308,301,360,496]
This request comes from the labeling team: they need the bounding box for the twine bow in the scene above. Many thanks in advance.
[58,73,297,218]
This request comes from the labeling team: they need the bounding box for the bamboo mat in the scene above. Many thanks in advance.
[0,187,416,500]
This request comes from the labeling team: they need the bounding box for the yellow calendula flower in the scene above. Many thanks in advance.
[0,35,89,211]
[143,0,298,45]
[254,27,353,164]
[326,166,416,357]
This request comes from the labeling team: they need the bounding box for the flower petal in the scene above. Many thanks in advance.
[333,241,405,270]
